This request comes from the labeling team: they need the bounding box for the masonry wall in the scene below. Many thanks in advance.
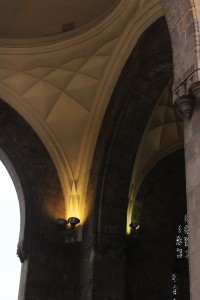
[0,100,81,300]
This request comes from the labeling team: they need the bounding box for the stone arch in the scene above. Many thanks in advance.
[0,86,72,202]
[81,16,174,299]
[0,98,66,245]
[126,149,188,299]
[127,80,184,232]
[89,16,173,237]
[0,0,164,211]
[161,0,200,99]
[0,147,27,262]
[0,99,74,299]
[0,147,28,300]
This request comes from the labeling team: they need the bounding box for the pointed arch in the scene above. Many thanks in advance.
[82,17,173,299]
[0,147,27,262]
[0,99,73,299]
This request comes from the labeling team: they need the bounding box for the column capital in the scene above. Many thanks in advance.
[175,95,194,119]
[189,81,200,101]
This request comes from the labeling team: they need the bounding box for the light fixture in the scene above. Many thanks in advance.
[68,217,80,229]
[129,220,140,232]
[57,217,80,243]
[57,218,68,230]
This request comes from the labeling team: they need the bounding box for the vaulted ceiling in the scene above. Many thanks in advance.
[0,0,119,38]
[0,0,164,223]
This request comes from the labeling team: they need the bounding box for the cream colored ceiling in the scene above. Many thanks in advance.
[0,0,163,224]
[0,0,119,38]
[127,82,183,233]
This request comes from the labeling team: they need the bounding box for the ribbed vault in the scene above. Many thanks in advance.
[128,82,184,232]
[0,0,163,224]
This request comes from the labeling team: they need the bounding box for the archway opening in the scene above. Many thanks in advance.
[84,16,177,300]
[126,150,189,300]
[0,161,21,300]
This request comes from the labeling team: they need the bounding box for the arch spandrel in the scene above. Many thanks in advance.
[0,0,164,224]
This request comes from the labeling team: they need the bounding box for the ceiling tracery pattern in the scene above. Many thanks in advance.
[0,37,117,174]
[0,0,163,223]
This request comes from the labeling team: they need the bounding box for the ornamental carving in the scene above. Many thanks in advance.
[175,95,194,119]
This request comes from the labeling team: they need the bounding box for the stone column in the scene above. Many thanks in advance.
[80,233,126,300]
[175,82,200,300]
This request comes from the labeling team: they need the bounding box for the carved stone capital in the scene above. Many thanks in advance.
[189,81,200,101]
[175,95,194,119]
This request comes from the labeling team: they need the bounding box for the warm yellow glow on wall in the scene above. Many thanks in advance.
[65,180,86,241]
[66,181,82,222]
[126,185,136,235]
[67,194,81,220]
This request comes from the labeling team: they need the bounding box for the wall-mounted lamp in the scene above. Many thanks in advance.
[67,217,80,229]
[57,217,80,243]
[129,220,140,234]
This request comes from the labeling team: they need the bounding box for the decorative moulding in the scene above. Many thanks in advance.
[175,95,194,119]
